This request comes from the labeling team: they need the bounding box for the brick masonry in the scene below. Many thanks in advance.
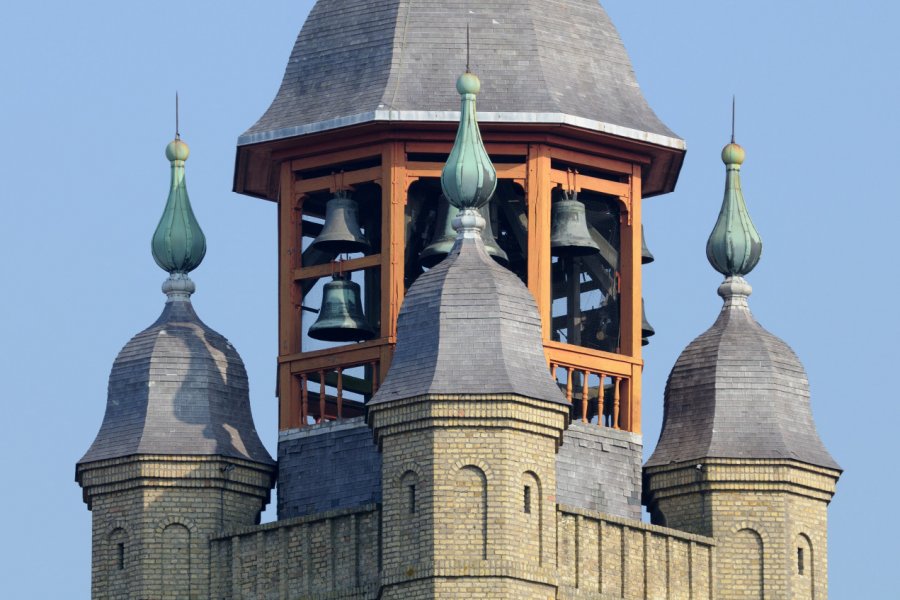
[277,417,382,519]
[556,421,643,520]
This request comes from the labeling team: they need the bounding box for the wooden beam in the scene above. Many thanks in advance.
[283,339,385,373]
[406,162,526,180]
[543,342,636,378]
[405,141,528,156]
[293,166,383,196]
[290,147,382,173]
[548,169,629,198]
[293,253,381,282]
[548,145,643,172]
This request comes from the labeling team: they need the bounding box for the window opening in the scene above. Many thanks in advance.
[798,547,805,575]
[524,485,532,514]
[116,543,125,570]
[408,484,416,514]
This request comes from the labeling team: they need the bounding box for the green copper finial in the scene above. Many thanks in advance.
[706,131,762,278]
[441,69,497,211]
[151,125,206,276]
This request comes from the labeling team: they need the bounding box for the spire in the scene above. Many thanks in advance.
[151,104,207,300]
[706,116,762,280]
[441,69,497,216]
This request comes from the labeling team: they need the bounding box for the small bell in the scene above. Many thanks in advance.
[641,299,655,346]
[641,225,655,264]
[419,195,508,268]
[550,191,601,257]
[310,191,371,255]
[308,275,376,342]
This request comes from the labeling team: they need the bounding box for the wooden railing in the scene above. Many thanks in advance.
[281,340,386,427]
[546,343,634,431]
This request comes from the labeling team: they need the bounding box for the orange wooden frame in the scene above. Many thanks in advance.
[275,132,645,433]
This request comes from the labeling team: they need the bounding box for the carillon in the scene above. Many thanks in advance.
[309,190,371,255]
[550,189,601,257]
[308,273,376,342]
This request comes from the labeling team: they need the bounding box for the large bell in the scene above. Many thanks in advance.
[641,299,655,346]
[419,196,508,268]
[308,275,376,342]
[310,191,371,255]
[641,225,655,264]
[550,192,601,257]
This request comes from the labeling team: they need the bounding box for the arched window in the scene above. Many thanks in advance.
[452,466,488,560]
[720,528,763,599]
[106,528,128,599]
[161,523,191,599]
[795,533,814,599]
[522,471,543,565]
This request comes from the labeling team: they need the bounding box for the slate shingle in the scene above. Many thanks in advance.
[645,295,840,471]
[239,0,681,148]
[78,300,274,466]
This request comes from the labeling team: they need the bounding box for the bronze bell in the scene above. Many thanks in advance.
[550,191,601,257]
[641,225,655,264]
[641,299,655,346]
[419,195,508,268]
[310,191,371,255]
[308,275,376,342]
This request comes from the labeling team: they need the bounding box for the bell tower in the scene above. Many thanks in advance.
[643,139,841,599]
[233,1,685,439]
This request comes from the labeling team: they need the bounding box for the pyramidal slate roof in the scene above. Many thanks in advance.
[239,0,682,150]
[78,299,274,466]
[369,233,567,405]
[645,281,839,471]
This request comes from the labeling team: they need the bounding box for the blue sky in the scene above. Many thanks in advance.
[1,1,897,596]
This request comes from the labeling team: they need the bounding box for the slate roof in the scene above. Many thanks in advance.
[239,0,682,150]
[645,293,839,471]
[78,300,274,465]
[369,232,567,405]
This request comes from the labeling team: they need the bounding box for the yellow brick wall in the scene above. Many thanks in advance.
[645,459,838,600]
[556,506,715,599]
[78,455,273,600]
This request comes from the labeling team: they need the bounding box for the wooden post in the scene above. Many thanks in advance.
[300,374,308,428]
[336,368,343,419]
[581,369,589,423]
[617,164,642,433]
[371,361,379,394]
[318,370,326,422]
[612,377,620,430]
[566,367,574,405]
[527,144,552,339]
[278,163,303,431]
[382,142,407,352]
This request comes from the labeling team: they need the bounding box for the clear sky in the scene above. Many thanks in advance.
[1,1,897,597]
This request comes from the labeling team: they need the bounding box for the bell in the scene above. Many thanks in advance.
[308,275,376,342]
[550,192,601,257]
[641,299,655,346]
[419,196,508,268]
[641,225,655,264]
[310,191,371,255]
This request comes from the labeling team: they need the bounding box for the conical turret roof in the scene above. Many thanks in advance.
[646,140,838,471]
[79,136,273,467]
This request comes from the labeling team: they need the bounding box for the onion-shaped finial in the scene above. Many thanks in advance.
[706,141,762,277]
[441,71,497,211]
[151,136,206,276]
